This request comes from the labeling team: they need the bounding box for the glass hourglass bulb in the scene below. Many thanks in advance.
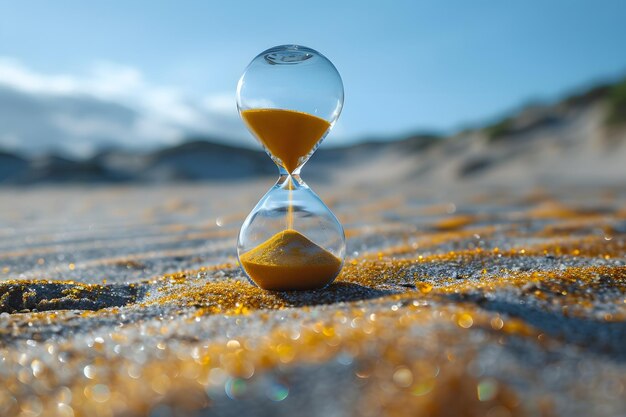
[236,45,345,291]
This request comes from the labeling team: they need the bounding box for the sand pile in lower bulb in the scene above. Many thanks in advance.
[239,229,342,290]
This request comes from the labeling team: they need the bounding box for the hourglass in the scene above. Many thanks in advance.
[236,45,345,291]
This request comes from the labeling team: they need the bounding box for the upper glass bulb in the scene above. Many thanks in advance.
[237,44,344,173]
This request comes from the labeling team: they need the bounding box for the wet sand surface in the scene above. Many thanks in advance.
[1,180,625,416]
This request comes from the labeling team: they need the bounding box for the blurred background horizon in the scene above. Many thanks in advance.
[1,1,626,186]
[1,0,626,158]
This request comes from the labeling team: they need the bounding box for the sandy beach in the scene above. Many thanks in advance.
[1,179,625,416]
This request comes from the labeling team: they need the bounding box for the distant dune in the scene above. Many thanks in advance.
[1,78,625,186]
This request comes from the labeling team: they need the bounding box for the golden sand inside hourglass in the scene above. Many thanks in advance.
[240,229,342,290]
[240,108,340,290]
[241,108,330,173]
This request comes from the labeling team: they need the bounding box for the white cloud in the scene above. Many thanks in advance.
[0,58,79,95]
[0,133,20,151]
[202,93,237,116]
[0,57,248,157]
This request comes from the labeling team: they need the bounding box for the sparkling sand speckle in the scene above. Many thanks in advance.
[0,181,625,416]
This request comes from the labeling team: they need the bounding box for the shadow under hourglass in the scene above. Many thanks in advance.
[268,281,395,307]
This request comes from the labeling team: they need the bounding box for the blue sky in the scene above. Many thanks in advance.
[0,1,625,153]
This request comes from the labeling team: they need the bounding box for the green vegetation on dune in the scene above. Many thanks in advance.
[483,75,626,141]
[562,84,611,108]
[483,117,515,141]
[606,77,626,126]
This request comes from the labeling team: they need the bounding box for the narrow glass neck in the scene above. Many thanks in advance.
[276,173,306,189]
[278,164,302,176]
